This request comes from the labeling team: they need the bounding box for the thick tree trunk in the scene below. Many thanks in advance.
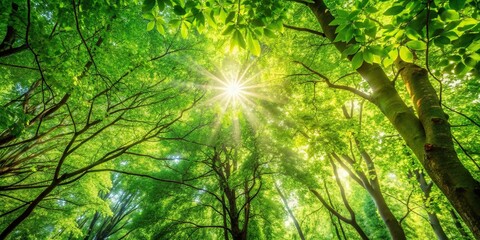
[450,209,470,238]
[396,60,480,238]
[306,1,480,238]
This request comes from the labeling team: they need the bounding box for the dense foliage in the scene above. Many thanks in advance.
[1,0,479,239]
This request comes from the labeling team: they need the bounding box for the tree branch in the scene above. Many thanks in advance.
[294,61,372,101]
[283,24,325,37]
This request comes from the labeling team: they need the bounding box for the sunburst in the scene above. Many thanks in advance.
[193,59,272,144]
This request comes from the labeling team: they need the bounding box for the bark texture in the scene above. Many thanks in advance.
[397,60,480,238]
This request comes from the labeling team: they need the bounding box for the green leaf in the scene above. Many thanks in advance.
[342,44,360,57]
[365,6,378,13]
[206,11,217,27]
[344,26,354,42]
[445,20,462,32]
[441,10,460,21]
[251,18,265,27]
[269,20,284,32]
[365,26,377,38]
[180,22,188,38]
[443,63,455,73]
[156,22,165,35]
[143,0,156,12]
[434,36,451,46]
[458,18,478,31]
[222,25,235,35]
[195,12,205,26]
[369,46,385,56]
[232,29,246,49]
[452,34,476,48]
[169,19,181,28]
[147,21,155,31]
[438,59,450,67]
[454,62,466,74]
[142,13,155,20]
[157,0,165,10]
[363,19,375,29]
[173,5,186,15]
[383,49,398,67]
[464,56,477,67]
[383,6,403,16]
[449,0,465,11]
[448,55,462,62]
[351,51,363,69]
[334,25,354,42]
[399,46,413,62]
[263,28,275,38]
[363,50,374,64]
[329,18,347,26]
[225,11,236,24]
[247,33,261,56]
[442,31,459,40]
[406,40,427,50]
[405,27,422,40]
[356,0,368,9]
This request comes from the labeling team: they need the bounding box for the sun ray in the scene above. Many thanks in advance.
[187,57,278,143]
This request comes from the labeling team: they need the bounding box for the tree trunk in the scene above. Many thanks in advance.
[310,189,369,240]
[346,146,406,240]
[306,1,480,238]
[450,209,470,239]
[333,148,406,239]
[428,213,448,240]
[0,181,59,238]
[275,182,306,240]
[396,60,480,239]
[369,191,406,240]
[413,170,448,240]
[84,211,100,240]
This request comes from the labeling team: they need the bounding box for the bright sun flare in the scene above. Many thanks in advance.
[192,59,275,144]
[225,81,243,97]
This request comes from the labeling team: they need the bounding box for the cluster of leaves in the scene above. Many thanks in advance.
[141,0,287,55]
[1,0,479,239]
[329,0,479,72]
[0,0,204,238]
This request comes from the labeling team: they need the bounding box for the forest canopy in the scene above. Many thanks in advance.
[0,0,479,239]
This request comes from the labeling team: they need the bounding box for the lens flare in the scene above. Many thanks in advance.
[225,81,242,97]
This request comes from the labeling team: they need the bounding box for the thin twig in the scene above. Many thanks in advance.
[425,0,443,104]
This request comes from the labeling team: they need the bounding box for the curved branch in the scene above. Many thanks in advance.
[294,61,372,101]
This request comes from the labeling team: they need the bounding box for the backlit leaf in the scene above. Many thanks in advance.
[147,21,155,31]
[383,6,403,15]
[399,46,413,62]
[352,51,364,69]
[406,40,427,50]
